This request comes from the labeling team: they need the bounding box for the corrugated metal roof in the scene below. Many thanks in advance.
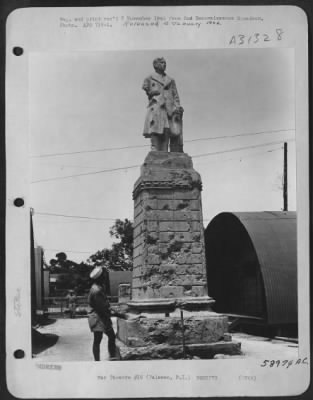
[210,211,297,325]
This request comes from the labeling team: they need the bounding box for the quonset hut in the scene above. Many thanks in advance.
[204,211,297,337]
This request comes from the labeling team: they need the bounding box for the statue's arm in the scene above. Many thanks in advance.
[142,76,160,99]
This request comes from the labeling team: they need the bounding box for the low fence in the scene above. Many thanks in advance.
[43,295,118,317]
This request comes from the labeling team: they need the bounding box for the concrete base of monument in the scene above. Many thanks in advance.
[116,310,241,360]
[127,296,215,313]
[116,339,241,360]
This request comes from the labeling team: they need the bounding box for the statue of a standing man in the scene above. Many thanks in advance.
[142,57,184,152]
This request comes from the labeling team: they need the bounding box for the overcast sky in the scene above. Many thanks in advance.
[30,48,296,262]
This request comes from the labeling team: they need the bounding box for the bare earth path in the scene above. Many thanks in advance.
[34,317,117,361]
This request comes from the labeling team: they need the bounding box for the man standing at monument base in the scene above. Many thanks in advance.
[142,57,184,152]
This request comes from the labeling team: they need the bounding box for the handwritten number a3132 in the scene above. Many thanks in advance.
[229,29,283,45]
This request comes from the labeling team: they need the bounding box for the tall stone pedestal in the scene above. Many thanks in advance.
[116,152,240,359]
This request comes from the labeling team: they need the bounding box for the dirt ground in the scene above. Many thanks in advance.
[33,317,298,362]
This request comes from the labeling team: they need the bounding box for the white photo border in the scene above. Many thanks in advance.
[5,5,310,398]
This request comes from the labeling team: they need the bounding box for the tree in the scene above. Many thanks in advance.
[88,218,133,271]
[48,252,78,273]
[47,252,93,294]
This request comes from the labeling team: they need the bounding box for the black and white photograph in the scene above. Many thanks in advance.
[29,48,298,362]
[5,5,309,398]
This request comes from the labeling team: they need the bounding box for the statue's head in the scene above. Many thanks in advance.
[153,57,166,73]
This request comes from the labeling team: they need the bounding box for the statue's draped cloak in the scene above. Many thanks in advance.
[142,72,181,137]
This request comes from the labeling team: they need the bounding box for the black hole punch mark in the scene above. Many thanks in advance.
[14,349,25,359]
[14,198,24,207]
[13,47,23,56]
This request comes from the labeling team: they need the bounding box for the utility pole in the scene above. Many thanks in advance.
[283,142,288,211]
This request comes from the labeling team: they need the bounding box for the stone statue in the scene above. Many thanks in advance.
[142,57,184,152]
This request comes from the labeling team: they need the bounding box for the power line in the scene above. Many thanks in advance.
[35,212,117,221]
[34,162,104,170]
[33,146,283,224]
[36,145,284,171]
[192,140,293,159]
[193,146,283,165]
[31,139,294,184]
[31,128,295,158]
[31,164,140,183]
[187,129,294,144]
[236,146,283,161]
[35,146,284,175]
[32,144,148,158]
[33,217,111,224]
